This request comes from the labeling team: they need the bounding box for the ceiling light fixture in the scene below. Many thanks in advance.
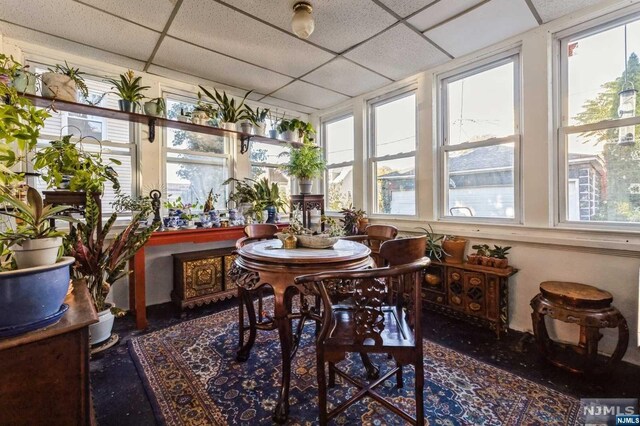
[291,2,314,39]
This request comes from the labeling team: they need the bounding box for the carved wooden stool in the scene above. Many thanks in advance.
[530,281,628,374]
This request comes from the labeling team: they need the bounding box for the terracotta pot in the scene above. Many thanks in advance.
[357,218,369,234]
[442,237,467,264]
[492,258,509,268]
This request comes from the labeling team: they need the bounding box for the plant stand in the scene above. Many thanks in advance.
[43,190,102,233]
[290,194,324,232]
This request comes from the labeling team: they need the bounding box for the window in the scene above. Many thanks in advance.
[250,140,291,203]
[369,91,416,215]
[440,53,520,220]
[559,15,640,225]
[30,64,135,215]
[164,94,229,209]
[323,114,354,211]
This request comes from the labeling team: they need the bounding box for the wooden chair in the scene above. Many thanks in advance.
[295,236,429,426]
[341,224,398,267]
[236,224,279,360]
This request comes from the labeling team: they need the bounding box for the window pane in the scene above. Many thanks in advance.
[250,141,289,165]
[374,94,416,157]
[326,166,353,211]
[375,157,415,215]
[325,116,354,164]
[446,61,515,145]
[166,98,225,153]
[567,19,640,126]
[566,126,640,222]
[446,144,515,218]
[166,156,228,209]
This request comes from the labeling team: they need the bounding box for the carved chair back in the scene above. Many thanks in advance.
[235,223,279,249]
[341,224,398,267]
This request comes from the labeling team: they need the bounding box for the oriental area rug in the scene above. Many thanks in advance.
[129,302,580,425]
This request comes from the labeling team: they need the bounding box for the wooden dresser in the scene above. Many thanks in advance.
[0,284,98,425]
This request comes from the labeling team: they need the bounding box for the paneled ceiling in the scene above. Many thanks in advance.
[0,0,607,113]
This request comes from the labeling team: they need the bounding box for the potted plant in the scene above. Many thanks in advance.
[198,86,251,130]
[279,140,325,194]
[267,109,284,139]
[111,191,152,226]
[489,245,511,268]
[442,235,468,264]
[68,195,157,344]
[468,244,511,268]
[143,97,165,117]
[33,135,121,193]
[104,69,150,112]
[340,205,366,236]
[41,61,88,102]
[11,61,37,95]
[224,177,287,223]
[0,186,76,337]
[417,225,447,261]
[244,105,270,136]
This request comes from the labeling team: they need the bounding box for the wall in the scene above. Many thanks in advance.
[312,0,640,365]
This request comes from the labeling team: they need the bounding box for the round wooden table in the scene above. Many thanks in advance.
[231,239,373,423]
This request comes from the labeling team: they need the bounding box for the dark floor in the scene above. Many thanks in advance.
[90,298,640,426]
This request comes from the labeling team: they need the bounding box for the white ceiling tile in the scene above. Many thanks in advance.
[219,0,397,52]
[407,0,484,32]
[0,22,145,70]
[0,0,159,60]
[260,96,317,115]
[425,0,538,58]
[531,0,606,23]
[302,58,392,97]
[76,0,175,31]
[376,0,438,18]
[153,37,292,94]
[270,81,349,110]
[345,25,449,80]
[168,0,334,77]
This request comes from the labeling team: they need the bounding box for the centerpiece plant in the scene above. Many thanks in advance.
[33,134,121,193]
[280,139,325,194]
[41,61,89,102]
[198,86,251,130]
[105,69,150,112]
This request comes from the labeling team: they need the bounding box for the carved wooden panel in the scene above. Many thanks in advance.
[463,272,486,317]
[183,257,223,298]
[224,254,238,290]
[447,268,465,310]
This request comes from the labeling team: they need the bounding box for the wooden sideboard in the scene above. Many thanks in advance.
[422,261,517,338]
[0,284,98,425]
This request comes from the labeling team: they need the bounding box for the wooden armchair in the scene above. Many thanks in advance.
[295,236,429,425]
[341,224,398,267]
[235,224,278,359]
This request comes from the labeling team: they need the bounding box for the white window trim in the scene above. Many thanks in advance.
[367,87,418,218]
[555,10,640,231]
[437,49,522,224]
[322,112,355,212]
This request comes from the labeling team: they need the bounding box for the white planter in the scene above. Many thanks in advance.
[41,72,77,102]
[191,110,209,125]
[253,123,267,136]
[220,122,238,131]
[89,304,115,345]
[281,130,300,143]
[11,237,62,269]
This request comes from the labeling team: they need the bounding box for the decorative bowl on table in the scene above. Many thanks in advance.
[296,234,340,249]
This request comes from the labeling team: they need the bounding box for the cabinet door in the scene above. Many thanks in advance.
[447,268,465,311]
[463,272,486,317]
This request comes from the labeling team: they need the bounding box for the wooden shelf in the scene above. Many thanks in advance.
[25,94,301,152]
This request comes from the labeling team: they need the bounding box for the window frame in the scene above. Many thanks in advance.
[367,87,418,218]
[556,11,640,230]
[437,49,522,224]
[322,111,355,212]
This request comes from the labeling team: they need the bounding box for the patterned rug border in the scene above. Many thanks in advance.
[128,301,580,425]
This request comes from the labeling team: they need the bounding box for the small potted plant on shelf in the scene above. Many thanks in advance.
[277,118,315,143]
[0,186,77,337]
[279,139,325,194]
[441,235,468,264]
[198,86,251,131]
[68,195,157,344]
[192,93,218,126]
[267,109,284,139]
[12,62,37,95]
[33,134,121,193]
[41,61,89,102]
[104,69,150,112]
[244,105,270,136]
[143,97,166,117]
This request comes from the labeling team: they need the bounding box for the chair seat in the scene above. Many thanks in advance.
[540,281,612,309]
[324,305,415,349]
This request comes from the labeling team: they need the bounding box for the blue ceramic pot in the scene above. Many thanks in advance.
[0,257,74,329]
[266,205,277,224]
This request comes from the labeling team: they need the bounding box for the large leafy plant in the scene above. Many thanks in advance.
[105,69,149,103]
[68,195,157,311]
[277,118,315,142]
[0,186,74,247]
[0,54,50,184]
[198,86,251,123]
[47,61,89,99]
[279,140,325,180]
[33,135,121,193]
[224,177,287,213]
